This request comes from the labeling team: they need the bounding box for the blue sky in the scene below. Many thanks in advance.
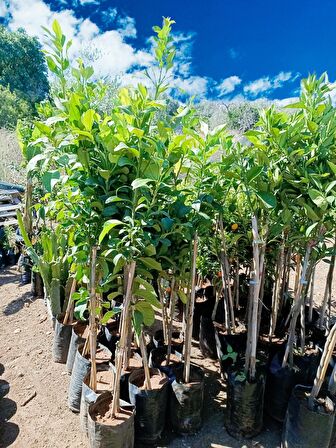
[1,0,335,102]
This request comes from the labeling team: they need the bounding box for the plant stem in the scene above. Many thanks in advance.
[183,233,198,384]
[309,322,336,409]
[110,261,136,418]
[63,278,77,325]
[318,237,336,329]
[89,246,98,392]
[139,329,152,390]
[166,277,176,365]
[282,244,311,368]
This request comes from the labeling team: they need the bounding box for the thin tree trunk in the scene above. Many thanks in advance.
[110,261,136,417]
[158,277,169,344]
[318,238,336,329]
[269,243,285,339]
[245,215,261,380]
[309,322,336,409]
[89,246,98,392]
[139,329,151,390]
[183,234,198,384]
[218,217,235,331]
[24,177,33,237]
[63,278,77,325]
[282,245,311,368]
[166,277,176,365]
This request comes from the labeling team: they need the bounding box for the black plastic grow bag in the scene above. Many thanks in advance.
[169,363,205,434]
[128,368,169,444]
[282,385,335,448]
[52,315,72,363]
[68,343,91,412]
[225,367,265,439]
[199,316,217,359]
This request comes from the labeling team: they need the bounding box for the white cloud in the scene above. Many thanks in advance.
[244,77,272,96]
[274,97,300,107]
[79,0,99,4]
[217,75,242,96]
[117,15,137,39]
[173,75,209,97]
[244,71,298,97]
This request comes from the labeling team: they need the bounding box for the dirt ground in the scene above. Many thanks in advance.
[0,260,335,448]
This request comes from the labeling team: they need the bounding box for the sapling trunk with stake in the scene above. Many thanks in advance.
[166,276,176,365]
[183,233,198,384]
[282,244,312,368]
[318,236,336,329]
[308,264,316,323]
[269,242,285,339]
[308,322,336,409]
[89,246,98,392]
[110,261,136,418]
[63,278,77,325]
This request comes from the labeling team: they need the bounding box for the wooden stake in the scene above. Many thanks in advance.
[158,277,169,344]
[318,236,336,329]
[282,245,311,368]
[269,243,285,339]
[309,322,336,408]
[166,277,176,365]
[110,261,136,418]
[139,329,152,390]
[63,278,77,325]
[89,246,98,392]
[183,234,198,384]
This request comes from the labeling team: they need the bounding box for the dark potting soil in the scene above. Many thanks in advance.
[131,370,168,390]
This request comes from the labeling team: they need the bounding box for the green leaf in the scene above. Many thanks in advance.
[101,308,121,324]
[131,178,153,189]
[26,154,44,172]
[327,161,336,174]
[42,170,60,193]
[134,301,155,327]
[306,222,319,237]
[107,291,122,300]
[308,189,327,209]
[133,288,161,309]
[255,191,277,208]
[178,290,188,304]
[98,219,123,244]
[113,253,125,274]
[81,109,95,131]
[246,166,263,183]
[139,257,162,272]
[303,203,320,222]
[161,217,174,231]
[132,310,143,336]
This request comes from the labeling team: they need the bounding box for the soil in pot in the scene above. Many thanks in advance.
[80,366,114,435]
[88,391,134,448]
[52,313,73,364]
[169,363,205,434]
[128,367,169,444]
[282,385,335,448]
[225,365,266,439]
[66,321,88,374]
[199,315,217,359]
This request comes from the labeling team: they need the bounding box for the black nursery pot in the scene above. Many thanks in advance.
[282,385,335,448]
[225,367,266,439]
[128,368,169,444]
[52,314,72,364]
[31,271,44,298]
[66,321,87,374]
[169,363,205,435]
[68,343,91,412]
[88,391,135,448]
[97,321,119,361]
[199,315,217,359]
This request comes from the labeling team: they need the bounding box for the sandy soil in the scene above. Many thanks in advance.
[0,259,335,448]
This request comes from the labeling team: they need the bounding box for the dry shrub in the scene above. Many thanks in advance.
[0,127,25,185]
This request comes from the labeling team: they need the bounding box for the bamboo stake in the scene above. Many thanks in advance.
[63,278,77,325]
[308,322,336,409]
[282,245,311,368]
[211,290,220,321]
[235,257,240,309]
[110,261,136,417]
[218,218,235,331]
[293,254,301,297]
[183,234,198,384]
[166,277,176,365]
[89,246,98,392]
[158,277,169,344]
[269,244,285,339]
[139,329,151,390]
[328,362,336,396]
[318,237,336,329]
[23,177,33,237]
[246,214,261,380]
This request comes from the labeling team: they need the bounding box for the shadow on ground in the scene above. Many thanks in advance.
[0,363,20,447]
